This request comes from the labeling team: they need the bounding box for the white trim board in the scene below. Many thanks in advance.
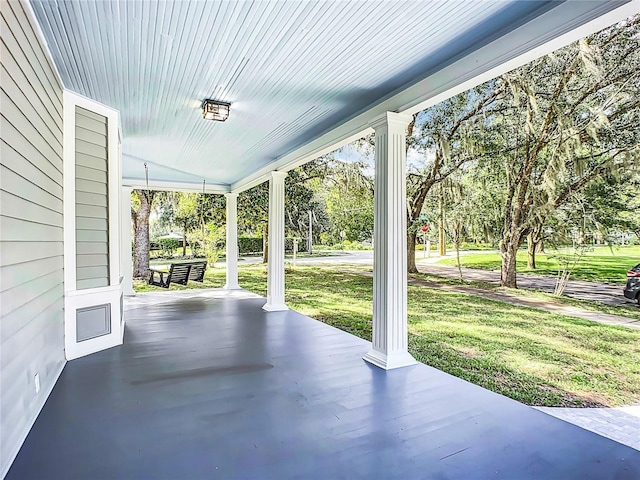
[62,90,125,360]
[121,178,230,194]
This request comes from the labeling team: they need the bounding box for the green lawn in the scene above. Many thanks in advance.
[134,264,640,408]
[439,246,640,283]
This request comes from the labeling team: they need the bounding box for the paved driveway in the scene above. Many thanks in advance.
[239,250,375,266]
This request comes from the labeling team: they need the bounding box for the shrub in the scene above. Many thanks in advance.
[236,237,307,254]
[238,237,263,254]
[158,238,180,257]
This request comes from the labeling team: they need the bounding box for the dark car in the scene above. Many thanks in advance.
[624,263,640,304]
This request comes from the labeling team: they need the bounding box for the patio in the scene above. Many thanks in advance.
[7,290,640,479]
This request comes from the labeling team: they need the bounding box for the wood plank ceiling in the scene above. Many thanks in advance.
[30,0,629,189]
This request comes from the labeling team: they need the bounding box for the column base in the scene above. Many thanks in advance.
[223,283,242,290]
[121,280,135,296]
[363,348,417,370]
[262,302,289,312]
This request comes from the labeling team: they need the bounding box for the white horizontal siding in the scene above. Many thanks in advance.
[75,191,107,208]
[0,1,65,476]
[0,280,63,340]
[76,127,107,148]
[76,165,107,183]
[76,178,108,196]
[0,90,62,165]
[0,256,64,293]
[0,190,62,226]
[0,113,62,179]
[76,216,108,231]
[0,64,62,151]
[0,164,63,213]
[75,139,107,159]
[0,129,62,187]
[0,10,62,118]
[75,106,110,289]
[0,241,63,267]
[76,229,108,243]
[0,299,63,458]
[76,152,107,171]
[75,241,108,255]
[76,277,109,290]
[0,215,63,242]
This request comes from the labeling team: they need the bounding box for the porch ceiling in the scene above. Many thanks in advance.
[30,0,634,191]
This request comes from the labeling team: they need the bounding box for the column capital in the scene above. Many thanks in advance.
[369,111,414,132]
[225,191,238,199]
[268,170,287,181]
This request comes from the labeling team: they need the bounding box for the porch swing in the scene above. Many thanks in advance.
[146,165,207,288]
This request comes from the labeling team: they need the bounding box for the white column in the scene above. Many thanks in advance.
[120,186,135,296]
[263,171,288,311]
[224,192,240,290]
[363,112,417,370]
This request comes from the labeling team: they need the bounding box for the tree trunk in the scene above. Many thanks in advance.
[500,239,519,288]
[132,190,154,278]
[527,223,546,269]
[407,231,418,273]
[262,223,268,264]
[182,221,187,256]
[527,232,537,269]
[438,190,446,256]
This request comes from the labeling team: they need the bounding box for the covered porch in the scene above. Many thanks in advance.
[3,0,640,476]
[7,289,640,479]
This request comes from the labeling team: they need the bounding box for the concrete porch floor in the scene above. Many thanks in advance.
[7,289,640,479]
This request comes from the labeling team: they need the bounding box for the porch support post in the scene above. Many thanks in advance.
[120,186,135,296]
[363,112,417,370]
[263,171,288,311]
[224,192,240,290]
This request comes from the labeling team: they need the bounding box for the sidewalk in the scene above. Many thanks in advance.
[535,405,640,451]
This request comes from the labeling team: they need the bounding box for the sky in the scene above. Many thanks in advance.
[333,140,435,176]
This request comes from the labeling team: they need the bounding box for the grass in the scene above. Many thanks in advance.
[439,245,640,284]
[134,264,640,408]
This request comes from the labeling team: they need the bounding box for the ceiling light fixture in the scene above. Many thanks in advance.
[201,99,230,122]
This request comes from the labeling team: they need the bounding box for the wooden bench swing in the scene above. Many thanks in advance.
[148,261,207,288]
[145,173,210,289]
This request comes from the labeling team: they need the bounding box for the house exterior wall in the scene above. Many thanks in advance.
[75,106,110,290]
[0,0,67,477]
